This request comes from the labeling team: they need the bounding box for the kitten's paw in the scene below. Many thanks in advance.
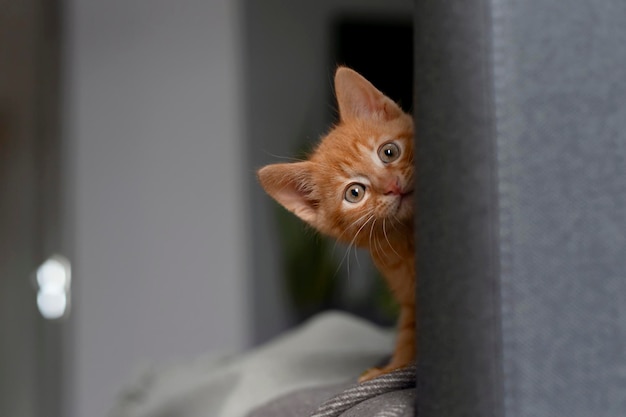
[358,365,400,383]
[358,367,384,382]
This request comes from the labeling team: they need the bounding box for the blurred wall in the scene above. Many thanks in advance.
[63,1,248,416]
[61,0,412,415]
[0,2,44,416]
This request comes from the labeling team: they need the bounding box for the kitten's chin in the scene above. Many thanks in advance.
[394,192,414,221]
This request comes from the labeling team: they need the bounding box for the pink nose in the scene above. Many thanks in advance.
[384,179,402,195]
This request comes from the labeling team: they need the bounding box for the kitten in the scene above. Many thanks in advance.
[257,67,415,382]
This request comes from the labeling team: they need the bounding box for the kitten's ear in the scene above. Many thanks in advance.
[257,161,320,227]
[334,66,403,122]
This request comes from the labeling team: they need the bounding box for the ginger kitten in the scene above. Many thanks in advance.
[257,67,415,382]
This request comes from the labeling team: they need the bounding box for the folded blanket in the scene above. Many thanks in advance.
[109,311,398,417]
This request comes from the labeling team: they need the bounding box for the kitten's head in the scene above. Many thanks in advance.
[258,67,414,246]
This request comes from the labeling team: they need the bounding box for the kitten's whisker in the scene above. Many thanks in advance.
[330,211,372,256]
[345,215,374,275]
[388,215,400,232]
[261,149,307,162]
[351,214,375,247]
[383,218,402,259]
[374,236,384,265]
[353,243,362,269]
[369,219,385,263]
[395,215,408,229]
[368,218,376,255]
[334,214,374,279]
[370,223,388,266]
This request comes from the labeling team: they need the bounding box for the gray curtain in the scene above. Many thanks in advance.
[414,0,626,416]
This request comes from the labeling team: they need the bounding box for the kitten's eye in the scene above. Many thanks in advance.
[344,183,366,203]
[378,142,401,163]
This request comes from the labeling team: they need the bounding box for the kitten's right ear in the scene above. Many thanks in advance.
[257,162,319,227]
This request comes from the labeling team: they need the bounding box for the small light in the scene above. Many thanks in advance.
[35,255,71,320]
[37,258,69,290]
[37,289,67,320]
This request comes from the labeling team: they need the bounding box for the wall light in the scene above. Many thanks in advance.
[36,255,71,320]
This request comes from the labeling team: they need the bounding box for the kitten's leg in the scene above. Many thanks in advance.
[359,303,416,382]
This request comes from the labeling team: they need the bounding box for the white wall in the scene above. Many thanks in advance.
[63,1,248,416]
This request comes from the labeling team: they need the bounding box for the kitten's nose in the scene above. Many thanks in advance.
[383,179,402,195]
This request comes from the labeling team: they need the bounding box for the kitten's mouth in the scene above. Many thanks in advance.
[400,190,414,200]
[396,190,414,215]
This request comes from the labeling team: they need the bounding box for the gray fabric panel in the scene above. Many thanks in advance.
[415,0,626,415]
[491,0,626,415]
[413,0,503,416]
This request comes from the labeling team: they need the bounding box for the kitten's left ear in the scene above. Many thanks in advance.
[334,67,403,122]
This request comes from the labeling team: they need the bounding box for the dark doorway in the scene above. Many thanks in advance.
[332,17,413,115]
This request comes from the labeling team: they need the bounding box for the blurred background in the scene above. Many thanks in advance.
[0,0,412,416]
